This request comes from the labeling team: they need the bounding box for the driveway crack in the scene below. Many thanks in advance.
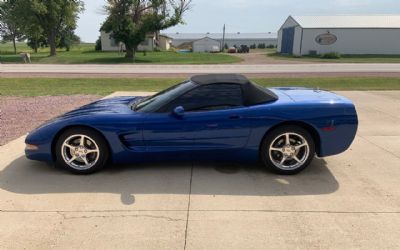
[56,212,183,222]
[184,163,194,250]
[358,135,400,159]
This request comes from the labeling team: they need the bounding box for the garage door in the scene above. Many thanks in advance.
[195,45,206,52]
[281,27,295,54]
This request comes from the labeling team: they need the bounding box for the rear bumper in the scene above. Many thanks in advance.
[318,116,358,157]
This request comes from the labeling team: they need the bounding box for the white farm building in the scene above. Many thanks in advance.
[278,15,400,56]
[166,32,278,48]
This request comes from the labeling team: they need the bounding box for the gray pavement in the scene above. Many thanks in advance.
[2,63,400,75]
[1,91,400,249]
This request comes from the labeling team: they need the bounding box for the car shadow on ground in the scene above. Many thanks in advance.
[0,156,339,201]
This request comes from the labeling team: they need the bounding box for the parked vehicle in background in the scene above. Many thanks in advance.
[228,47,237,53]
[237,45,250,53]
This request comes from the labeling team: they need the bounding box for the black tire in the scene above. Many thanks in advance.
[55,127,109,174]
[261,125,315,175]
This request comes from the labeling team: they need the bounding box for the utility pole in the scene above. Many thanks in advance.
[221,24,226,52]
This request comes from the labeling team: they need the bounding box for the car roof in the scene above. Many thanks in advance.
[190,74,278,106]
[190,74,250,85]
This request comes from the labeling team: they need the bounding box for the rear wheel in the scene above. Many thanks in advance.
[261,125,315,175]
[55,127,109,174]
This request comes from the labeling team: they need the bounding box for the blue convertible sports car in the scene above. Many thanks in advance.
[25,74,358,175]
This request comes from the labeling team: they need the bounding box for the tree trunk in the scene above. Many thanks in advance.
[12,36,17,55]
[155,31,160,51]
[34,40,38,53]
[48,31,57,57]
[125,46,136,61]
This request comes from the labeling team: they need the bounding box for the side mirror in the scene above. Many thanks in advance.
[173,106,185,117]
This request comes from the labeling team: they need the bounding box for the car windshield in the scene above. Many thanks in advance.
[134,81,196,112]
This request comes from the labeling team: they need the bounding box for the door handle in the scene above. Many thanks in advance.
[229,115,241,120]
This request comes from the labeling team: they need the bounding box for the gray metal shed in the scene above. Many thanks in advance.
[192,37,221,52]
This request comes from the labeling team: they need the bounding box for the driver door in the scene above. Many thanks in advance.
[141,112,196,153]
[151,83,251,157]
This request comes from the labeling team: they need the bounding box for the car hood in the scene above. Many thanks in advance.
[59,96,141,119]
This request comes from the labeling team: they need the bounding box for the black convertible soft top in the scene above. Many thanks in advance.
[190,74,278,106]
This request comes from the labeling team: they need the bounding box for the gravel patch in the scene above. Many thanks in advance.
[0,95,101,146]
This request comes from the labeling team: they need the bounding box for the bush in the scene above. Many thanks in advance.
[250,44,256,49]
[257,43,266,49]
[27,36,48,52]
[320,52,341,59]
[266,44,275,49]
[95,37,102,51]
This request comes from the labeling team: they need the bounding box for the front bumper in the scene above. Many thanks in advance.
[25,134,54,162]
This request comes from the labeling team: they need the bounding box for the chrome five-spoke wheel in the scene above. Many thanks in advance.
[55,127,109,174]
[261,125,315,175]
[269,133,309,170]
[61,134,100,170]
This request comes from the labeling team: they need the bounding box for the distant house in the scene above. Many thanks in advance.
[100,31,172,52]
[165,32,278,48]
[192,37,221,52]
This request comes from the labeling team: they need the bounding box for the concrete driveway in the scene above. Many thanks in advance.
[1,91,400,249]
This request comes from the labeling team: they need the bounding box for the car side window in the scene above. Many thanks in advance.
[162,84,243,112]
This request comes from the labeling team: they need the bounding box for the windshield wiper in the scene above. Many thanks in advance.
[131,96,152,111]
[134,98,157,111]
[130,97,146,111]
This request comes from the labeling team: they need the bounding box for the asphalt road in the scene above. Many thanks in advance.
[2,63,400,76]
[0,91,400,249]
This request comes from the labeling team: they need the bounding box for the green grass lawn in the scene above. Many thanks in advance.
[0,42,241,64]
[268,49,400,63]
[1,77,399,97]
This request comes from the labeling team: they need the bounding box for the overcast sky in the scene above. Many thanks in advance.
[76,0,400,42]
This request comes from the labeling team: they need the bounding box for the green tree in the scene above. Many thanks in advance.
[102,0,192,61]
[0,0,24,54]
[95,36,102,51]
[58,28,81,51]
[27,35,47,53]
[19,0,84,56]
[25,24,46,53]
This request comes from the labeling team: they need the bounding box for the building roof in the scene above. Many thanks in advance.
[291,15,400,29]
[192,36,221,43]
[163,32,277,40]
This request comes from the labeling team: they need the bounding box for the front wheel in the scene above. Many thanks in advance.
[55,128,109,174]
[261,125,315,175]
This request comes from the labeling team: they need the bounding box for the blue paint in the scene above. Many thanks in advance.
[25,86,358,165]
